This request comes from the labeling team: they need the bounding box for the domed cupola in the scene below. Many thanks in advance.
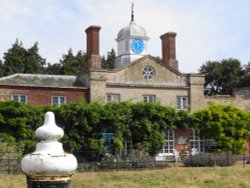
[117,21,148,42]
[115,4,150,68]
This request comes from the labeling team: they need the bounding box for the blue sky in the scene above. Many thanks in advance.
[0,0,250,73]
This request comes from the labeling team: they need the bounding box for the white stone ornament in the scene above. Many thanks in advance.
[21,111,77,181]
[35,111,64,141]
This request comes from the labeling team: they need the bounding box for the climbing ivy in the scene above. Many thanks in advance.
[0,101,249,156]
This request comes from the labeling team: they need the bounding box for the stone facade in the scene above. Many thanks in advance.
[204,92,250,111]
[87,56,196,109]
[86,54,225,112]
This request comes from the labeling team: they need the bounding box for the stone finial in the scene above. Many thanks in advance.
[21,111,78,185]
[35,111,64,141]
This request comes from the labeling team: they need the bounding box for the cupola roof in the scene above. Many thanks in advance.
[117,21,149,41]
[116,3,149,42]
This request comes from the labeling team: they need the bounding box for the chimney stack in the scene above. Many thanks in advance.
[160,32,178,71]
[85,25,102,70]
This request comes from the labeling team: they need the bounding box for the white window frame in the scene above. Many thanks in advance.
[123,140,133,156]
[190,129,205,153]
[143,95,156,103]
[161,130,175,155]
[107,93,121,102]
[51,96,67,106]
[125,41,129,52]
[177,96,188,110]
[12,94,27,104]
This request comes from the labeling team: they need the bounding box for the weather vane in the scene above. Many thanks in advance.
[131,2,134,21]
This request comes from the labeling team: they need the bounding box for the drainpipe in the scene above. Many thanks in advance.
[21,111,78,188]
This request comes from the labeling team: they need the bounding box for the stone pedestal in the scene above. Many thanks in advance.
[27,179,70,188]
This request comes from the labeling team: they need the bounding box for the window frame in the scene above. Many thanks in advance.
[51,96,67,106]
[161,129,175,155]
[107,93,121,103]
[143,95,156,103]
[12,94,27,104]
[189,128,205,153]
[142,66,155,81]
[177,96,189,110]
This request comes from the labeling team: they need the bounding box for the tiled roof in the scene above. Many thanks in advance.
[0,74,87,89]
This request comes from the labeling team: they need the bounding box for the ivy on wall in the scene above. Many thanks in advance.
[0,101,249,155]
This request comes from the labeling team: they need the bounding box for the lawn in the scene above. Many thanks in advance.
[1,165,250,188]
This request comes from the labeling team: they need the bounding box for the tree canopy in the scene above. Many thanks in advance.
[3,40,46,76]
[200,58,245,95]
[0,40,117,76]
[102,48,116,69]
[44,49,88,75]
[193,102,250,154]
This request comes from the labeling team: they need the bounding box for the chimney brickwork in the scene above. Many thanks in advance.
[160,32,179,71]
[85,25,102,70]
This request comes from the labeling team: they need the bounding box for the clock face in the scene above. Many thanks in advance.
[131,39,144,54]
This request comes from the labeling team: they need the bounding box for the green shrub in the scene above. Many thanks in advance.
[183,154,215,167]
[213,153,237,166]
[183,153,237,167]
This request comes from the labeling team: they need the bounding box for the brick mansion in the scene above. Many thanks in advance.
[0,9,249,156]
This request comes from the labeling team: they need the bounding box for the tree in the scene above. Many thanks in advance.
[24,42,46,73]
[102,49,116,69]
[200,58,243,95]
[3,40,46,76]
[193,103,250,154]
[3,40,26,75]
[45,63,62,75]
[59,49,87,75]
[0,60,4,77]
[239,61,250,87]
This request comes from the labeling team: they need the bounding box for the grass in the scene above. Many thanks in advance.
[1,164,250,188]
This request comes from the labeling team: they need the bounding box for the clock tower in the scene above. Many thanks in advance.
[115,4,150,68]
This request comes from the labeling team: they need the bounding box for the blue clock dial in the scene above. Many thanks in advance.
[131,39,144,54]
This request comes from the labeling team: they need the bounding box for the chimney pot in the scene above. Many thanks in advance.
[85,25,102,70]
[160,32,178,71]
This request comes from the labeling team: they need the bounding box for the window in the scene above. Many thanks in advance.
[143,95,156,103]
[190,129,205,153]
[123,140,133,156]
[12,94,27,104]
[51,96,67,106]
[161,130,175,154]
[142,66,154,81]
[177,96,188,110]
[107,93,120,102]
[125,41,129,52]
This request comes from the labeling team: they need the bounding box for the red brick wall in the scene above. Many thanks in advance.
[0,85,89,106]
[160,32,178,71]
[85,25,102,70]
[160,32,176,62]
[85,26,101,57]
